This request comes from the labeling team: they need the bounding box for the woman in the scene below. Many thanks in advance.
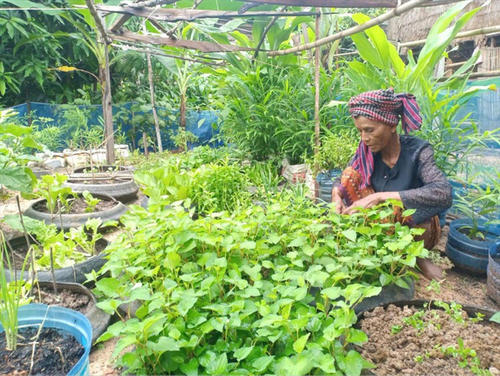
[331,88,452,280]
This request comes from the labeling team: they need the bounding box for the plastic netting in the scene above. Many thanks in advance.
[7,102,222,152]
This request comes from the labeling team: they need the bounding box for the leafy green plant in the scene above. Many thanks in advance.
[91,195,426,375]
[0,231,31,351]
[190,162,249,213]
[0,109,40,193]
[170,128,198,152]
[244,159,282,197]
[311,129,357,174]
[82,191,100,213]
[440,338,490,375]
[36,174,73,215]
[453,178,500,240]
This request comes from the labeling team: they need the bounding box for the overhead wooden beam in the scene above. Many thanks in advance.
[109,30,254,52]
[269,0,426,56]
[237,0,397,8]
[109,14,131,32]
[97,5,324,21]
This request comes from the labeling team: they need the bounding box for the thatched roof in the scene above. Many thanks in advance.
[386,0,500,43]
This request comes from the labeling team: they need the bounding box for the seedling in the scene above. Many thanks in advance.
[36,174,74,214]
[440,338,490,376]
[82,191,100,213]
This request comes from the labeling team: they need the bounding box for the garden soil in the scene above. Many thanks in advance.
[32,285,91,314]
[359,304,500,376]
[0,327,84,375]
[33,196,117,214]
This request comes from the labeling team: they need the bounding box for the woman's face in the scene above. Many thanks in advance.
[353,116,396,153]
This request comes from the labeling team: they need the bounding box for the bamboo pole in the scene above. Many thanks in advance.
[314,12,320,177]
[268,0,427,56]
[400,25,500,48]
[146,52,163,153]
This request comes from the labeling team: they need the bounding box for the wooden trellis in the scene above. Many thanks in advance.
[83,0,470,163]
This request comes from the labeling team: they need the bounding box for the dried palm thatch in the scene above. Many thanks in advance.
[386,0,500,44]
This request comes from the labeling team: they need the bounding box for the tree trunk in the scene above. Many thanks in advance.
[146,52,163,152]
[99,42,115,164]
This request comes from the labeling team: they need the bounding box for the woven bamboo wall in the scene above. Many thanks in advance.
[386,0,500,43]
[479,47,500,72]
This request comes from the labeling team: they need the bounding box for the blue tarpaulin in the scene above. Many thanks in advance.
[6,102,222,152]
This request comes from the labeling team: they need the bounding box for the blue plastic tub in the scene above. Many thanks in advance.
[0,303,92,376]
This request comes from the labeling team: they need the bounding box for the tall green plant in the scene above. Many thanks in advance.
[0,231,31,351]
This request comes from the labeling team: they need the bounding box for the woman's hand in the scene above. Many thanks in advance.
[331,187,345,214]
[343,191,401,215]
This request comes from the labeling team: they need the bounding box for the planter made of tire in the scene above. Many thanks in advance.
[72,165,133,174]
[0,303,92,376]
[445,218,499,275]
[4,237,108,285]
[35,281,111,345]
[487,241,500,305]
[24,196,128,230]
[64,178,138,203]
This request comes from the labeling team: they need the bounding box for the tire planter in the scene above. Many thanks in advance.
[0,303,92,376]
[4,237,108,284]
[64,178,139,203]
[487,241,500,305]
[445,218,500,275]
[24,196,128,230]
[35,281,111,345]
[72,165,133,174]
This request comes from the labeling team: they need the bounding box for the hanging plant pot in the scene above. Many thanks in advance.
[0,303,92,375]
[3,236,108,284]
[356,300,499,376]
[445,218,499,275]
[32,281,111,345]
[487,241,500,305]
[23,194,128,230]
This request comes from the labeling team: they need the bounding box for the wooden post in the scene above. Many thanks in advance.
[85,0,115,164]
[142,132,149,158]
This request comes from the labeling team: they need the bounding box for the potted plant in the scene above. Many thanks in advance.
[24,174,127,230]
[3,217,109,284]
[446,179,500,274]
[312,129,357,203]
[0,231,93,374]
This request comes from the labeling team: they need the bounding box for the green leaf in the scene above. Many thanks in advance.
[344,350,364,376]
[177,295,198,316]
[348,328,368,345]
[252,355,274,373]
[293,333,310,354]
[321,286,342,300]
[489,312,500,323]
[206,352,228,375]
[342,229,357,242]
[0,167,34,192]
[180,358,199,376]
[147,336,180,353]
[234,346,254,362]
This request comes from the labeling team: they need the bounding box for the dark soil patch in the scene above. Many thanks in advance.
[5,237,106,270]
[359,304,500,376]
[32,285,91,314]
[0,327,84,375]
[458,227,489,242]
[33,196,117,214]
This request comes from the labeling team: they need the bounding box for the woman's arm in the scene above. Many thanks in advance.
[398,145,452,224]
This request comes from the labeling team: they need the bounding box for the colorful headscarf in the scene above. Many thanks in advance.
[342,88,422,195]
